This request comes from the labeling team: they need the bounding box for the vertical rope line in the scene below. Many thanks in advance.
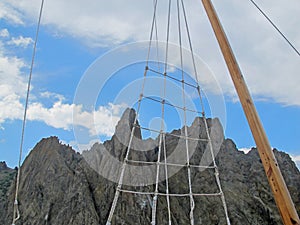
[202,116,231,224]
[153,0,161,72]
[180,0,230,224]
[107,2,160,224]
[147,0,159,65]
[152,1,171,222]
[152,18,169,225]
[180,0,198,81]
[162,133,172,225]
[177,1,195,224]
[106,67,149,225]
[151,130,163,225]
[180,0,206,115]
[164,0,172,73]
[12,1,44,224]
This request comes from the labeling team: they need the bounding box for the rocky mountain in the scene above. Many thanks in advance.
[0,108,299,224]
[0,161,16,222]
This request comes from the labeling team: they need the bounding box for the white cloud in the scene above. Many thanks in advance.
[72,103,127,137]
[93,103,128,136]
[0,0,299,135]
[291,155,300,162]
[0,47,27,127]
[40,91,65,102]
[0,93,24,126]
[239,147,252,154]
[8,36,33,48]
[0,55,27,98]
[291,155,300,170]
[291,155,300,161]
[210,0,300,106]
[3,0,154,46]
[0,37,126,136]
[26,101,127,137]
[0,29,9,38]
[68,139,100,153]
[1,0,299,106]
[0,1,24,25]
[0,85,126,136]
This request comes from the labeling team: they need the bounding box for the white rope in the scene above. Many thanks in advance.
[107,0,231,224]
[146,0,159,65]
[151,0,172,224]
[147,67,199,89]
[135,125,210,142]
[12,1,44,224]
[106,0,162,223]
[180,0,231,223]
[181,0,230,225]
[106,1,160,223]
[162,133,172,225]
[118,189,222,197]
[152,0,162,72]
[106,67,149,225]
[176,0,195,223]
[143,95,201,114]
[151,133,163,225]
[126,159,215,169]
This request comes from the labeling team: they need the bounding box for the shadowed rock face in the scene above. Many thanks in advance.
[0,161,16,224]
[0,109,299,225]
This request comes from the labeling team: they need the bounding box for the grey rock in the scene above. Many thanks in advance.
[0,108,299,225]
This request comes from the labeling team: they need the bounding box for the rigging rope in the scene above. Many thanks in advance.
[12,0,44,224]
[151,1,172,224]
[147,0,159,64]
[106,67,148,225]
[180,0,231,224]
[249,0,300,57]
[106,0,231,224]
[177,0,195,223]
[162,133,172,225]
[153,0,161,72]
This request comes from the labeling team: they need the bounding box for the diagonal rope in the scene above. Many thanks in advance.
[147,0,159,65]
[118,189,222,197]
[106,67,148,225]
[107,0,231,224]
[163,0,172,73]
[249,0,300,57]
[106,1,158,224]
[176,0,195,224]
[153,0,162,72]
[151,1,172,224]
[181,0,231,224]
[12,1,44,224]
[162,133,172,225]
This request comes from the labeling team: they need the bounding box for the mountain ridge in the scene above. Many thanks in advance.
[0,108,299,224]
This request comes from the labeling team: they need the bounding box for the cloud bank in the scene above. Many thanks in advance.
[0,0,299,138]
[1,0,299,107]
[0,29,126,136]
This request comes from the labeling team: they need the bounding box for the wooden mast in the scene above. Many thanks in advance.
[201,0,300,224]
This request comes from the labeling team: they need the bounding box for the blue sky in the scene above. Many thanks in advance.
[0,0,299,169]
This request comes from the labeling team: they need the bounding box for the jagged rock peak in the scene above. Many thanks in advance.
[1,112,299,224]
[0,161,9,171]
[33,136,77,154]
[114,108,142,140]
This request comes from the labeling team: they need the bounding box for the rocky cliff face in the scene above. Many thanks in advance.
[0,161,16,224]
[0,108,299,225]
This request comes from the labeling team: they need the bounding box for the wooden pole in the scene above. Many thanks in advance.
[201,0,300,224]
